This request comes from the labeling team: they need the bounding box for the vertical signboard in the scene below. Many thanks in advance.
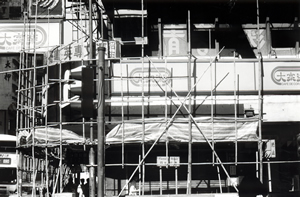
[163,24,187,57]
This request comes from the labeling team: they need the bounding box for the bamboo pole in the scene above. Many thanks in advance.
[88,2,97,196]
[141,0,146,195]
[187,10,192,195]
[234,51,238,165]
[256,0,264,182]
[268,159,272,192]
[175,167,178,195]
[126,64,130,121]
[32,3,39,195]
[217,161,222,193]
[16,9,27,196]
[121,62,125,169]
[158,18,162,58]
[210,31,215,165]
[59,62,63,193]
[160,167,163,195]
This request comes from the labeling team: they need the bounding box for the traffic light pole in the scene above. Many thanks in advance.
[97,46,106,197]
[89,1,96,197]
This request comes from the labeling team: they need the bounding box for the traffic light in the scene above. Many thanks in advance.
[62,62,94,120]
[81,67,94,119]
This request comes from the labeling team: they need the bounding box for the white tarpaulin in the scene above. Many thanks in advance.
[19,127,86,146]
[106,117,259,144]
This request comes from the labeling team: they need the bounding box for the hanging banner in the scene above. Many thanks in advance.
[29,0,65,18]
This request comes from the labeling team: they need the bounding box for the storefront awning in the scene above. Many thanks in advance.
[106,117,259,145]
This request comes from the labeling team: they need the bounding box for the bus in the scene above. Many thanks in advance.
[0,134,17,196]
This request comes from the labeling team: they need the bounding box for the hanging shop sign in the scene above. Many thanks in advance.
[0,23,59,53]
[111,61,300,95]
[103,41,121,59]
[29,0,65,18]
[264,139,276,158]
[48,41,106,63]
[264,62,300,89]
[244,29,269,56]
[163,24,187,57]
[49,43,89,63]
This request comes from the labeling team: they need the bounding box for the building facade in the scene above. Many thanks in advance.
[2,0,299,196]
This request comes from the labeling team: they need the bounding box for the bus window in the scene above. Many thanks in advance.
[0,168,17,184]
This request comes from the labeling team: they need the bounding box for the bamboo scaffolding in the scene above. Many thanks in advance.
[15,1,270,196]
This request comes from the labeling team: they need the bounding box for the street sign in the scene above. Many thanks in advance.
[156,156,168,167]
[157,156,180,167]
[169,156,180,167]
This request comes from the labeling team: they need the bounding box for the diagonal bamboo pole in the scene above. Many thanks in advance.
[117,48,227,196]
[147,50,239,192]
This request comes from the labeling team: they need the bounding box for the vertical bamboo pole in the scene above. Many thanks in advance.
[139,155,142,196]
[121,63,125,169]
[234,51,238,165]
[175,167,178,195]
[256,151,259,178]
[59,62,63,193]
[170,69,173,118]
[16,9,27,196]
[268,160,272,192]
[58,2,65,193]
[89,118,96,197]
[210,28,215,166]
[45,9,50,196]
[32,3,39,195]
[164,59,168,121]
[159,167,162,195]
[187,10,192,195]
[126,64,130,120]
[88,1,96,196]
[256,0,264,183]
[158,18,162,58]
[141,0,146,195]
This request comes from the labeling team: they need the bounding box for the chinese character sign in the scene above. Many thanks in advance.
[0,23,59,53]
[163,24,187,57]
[271,66,300,85]
[48,42,91,63]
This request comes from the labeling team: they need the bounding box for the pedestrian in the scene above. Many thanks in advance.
[129,178,139,195]
[238,174,268,197]
[82,178,89,197]
[64,176,76,193]
[75,178,83,197]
